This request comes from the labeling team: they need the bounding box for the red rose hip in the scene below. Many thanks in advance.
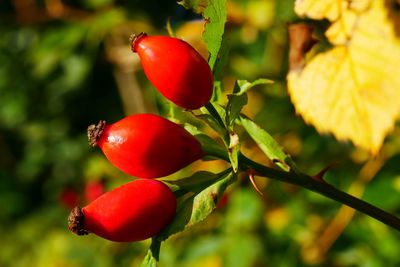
[131,33,214,109]
[68,179,177,242]
[88,114,203,178]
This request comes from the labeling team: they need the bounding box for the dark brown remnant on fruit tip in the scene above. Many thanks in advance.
[68,206,89,236]
[87,120,106,147]
[129,32,147,53]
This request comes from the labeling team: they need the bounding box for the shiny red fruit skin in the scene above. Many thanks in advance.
[92,114,203,178]
[81,179,176,242]
[131,33,213,109]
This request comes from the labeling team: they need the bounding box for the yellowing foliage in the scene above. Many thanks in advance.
[287,0,400,154]
[294,0,344,21]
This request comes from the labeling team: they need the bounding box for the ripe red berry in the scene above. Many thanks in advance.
[68,179,177,242]
[131,33,214,109]
[87,114,204,178]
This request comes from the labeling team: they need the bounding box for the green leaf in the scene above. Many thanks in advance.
[195,133,229,161]
[182,122,204,136]
[157,171,234,241]
[177,0,207,14]
[226,93,248,129]
[212,81,224,102]
[192,113,226,137]
[181,122,229,161]
[203,0,227,69]
[209,103,227,124]
[140,250,157,267]
[240,116,292,171]
[225,79,273,129]
[212,36,230,83]
[200,103,242,171]
[179,0,228,98]
[196,103,228,140]
[177,0,227,69]
[163,171,223,193]
[224,79,275,171]
[140,238,161,267]
[236,79,274,95]
[190,173,231,222]
[199,103,241,171]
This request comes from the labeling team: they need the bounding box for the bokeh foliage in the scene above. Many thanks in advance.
[0,0,399,266]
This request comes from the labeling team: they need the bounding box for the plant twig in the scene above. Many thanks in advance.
[150,238,161,262]
[202,98,400,231]
[238,153,400,232]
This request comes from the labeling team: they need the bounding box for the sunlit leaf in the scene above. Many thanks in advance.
[158,171,233,240]
[240,116,291,171]
[164,171,222,193]
[212,36,230,83]
[295,0,371,21]
[189,171,233,224]
[288,0,400,154]
[193,113,226,137]
[225,79,273,129]
[295,0,343,21]
[226,93,248,128]
[198,103,228,138]
[236,79,274,95]
[195,133,229,161]
[140,239,161,267]
[178,0,207,14]
[203,0,227,69]
[140,252,157,267]
[177,0,227,70]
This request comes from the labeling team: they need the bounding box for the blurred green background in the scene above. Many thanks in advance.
[1,0,400,266]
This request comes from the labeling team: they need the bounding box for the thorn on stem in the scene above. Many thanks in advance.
[313,162,338,182]
[248,170,264,197]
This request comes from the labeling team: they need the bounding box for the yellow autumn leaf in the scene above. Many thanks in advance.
[294,0,343,21]
[295,0,371,21]
[287,0,400,154]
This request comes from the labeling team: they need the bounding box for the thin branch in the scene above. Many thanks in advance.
[201,93,400,232]
[238,153,400,232]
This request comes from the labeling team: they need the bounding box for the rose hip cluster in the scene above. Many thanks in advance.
[68,33,214,242]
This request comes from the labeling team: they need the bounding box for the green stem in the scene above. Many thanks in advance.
[239,153,400,232]
[205,103,226,131]
[203,101,400,231]
[150,238,161,262]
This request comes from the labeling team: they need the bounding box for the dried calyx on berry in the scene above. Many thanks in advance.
[68,206,89,236]
[87,120,106,147]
